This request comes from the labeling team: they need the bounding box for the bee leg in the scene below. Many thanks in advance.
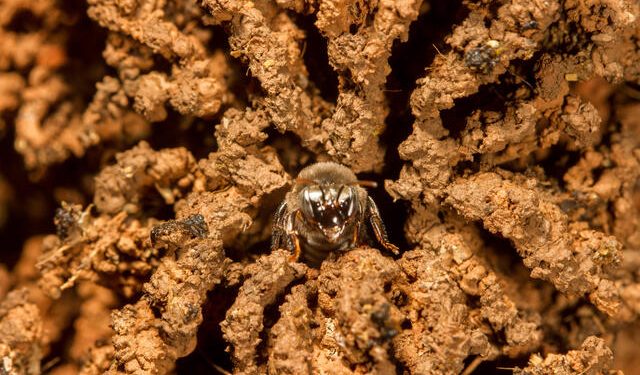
[366,196,400,255]
[352,221,360,247]
[288,231,302,262]
[285,210,305,262]
[271,201,289,251]
[272,204,303,262]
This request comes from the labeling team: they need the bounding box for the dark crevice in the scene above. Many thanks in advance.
[539,297,605,354]
[138,186,176,221]
[476,222,556,298]
[509,57,539,98]
[542,18,594,56]
[256,279,304,367]
[291,13,339,103]
[176,284,240,375]
[384,0,469,142]
[600,82,631,147]
[471,355,530,374]
[468,226,561,375]
[233,189,289,261]
[453,154,481,178]
[0,0,109,268]
[265,127,315,176]
[357,170,410,253]
[484,1,506,27]
[146,27,241,160]
[477,227,530,278]
[151,54,174,76]
[440,76,517,140]
[208,24,252,107]
[146,109,218,161]
[6,8,42,33]
[39,290,82,371]
[380,0,469,252]
[59,0,109,102]
[0,125,102,268]
[466,295,482,312]
[242,239,272,261]
[388,341,409,374]
[537,144,582,190]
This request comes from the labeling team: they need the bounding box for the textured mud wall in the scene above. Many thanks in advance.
[0,0,639,374]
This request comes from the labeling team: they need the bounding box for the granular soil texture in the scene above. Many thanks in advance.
[0,0,639,374]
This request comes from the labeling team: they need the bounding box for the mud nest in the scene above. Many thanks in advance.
[1,0,640,374]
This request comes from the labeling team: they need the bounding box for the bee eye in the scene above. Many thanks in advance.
[301,187,324,220]
[338,187,356,216]
[339,196,350,209]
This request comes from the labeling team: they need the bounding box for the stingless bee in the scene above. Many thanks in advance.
[271,162,399,266]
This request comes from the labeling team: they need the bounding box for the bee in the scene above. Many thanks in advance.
[271,162,399,266]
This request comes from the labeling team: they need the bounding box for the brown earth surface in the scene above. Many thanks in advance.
[0,0,639,374]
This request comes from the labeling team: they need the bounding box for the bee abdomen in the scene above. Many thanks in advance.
[301,239,352,267]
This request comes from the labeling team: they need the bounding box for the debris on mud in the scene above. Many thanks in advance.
[0,0,639,374]
[514,336,617,375]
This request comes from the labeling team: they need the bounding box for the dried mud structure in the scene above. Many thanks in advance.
[0,0,639,374]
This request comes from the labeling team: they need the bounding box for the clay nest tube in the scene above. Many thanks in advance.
[0,0,639,374]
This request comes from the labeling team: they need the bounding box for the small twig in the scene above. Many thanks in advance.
[461,356,485,375]
[35,244,71,269]
[577,365,592,375]
[300,40,307,58]
[432,43,445,57]
[507,67,534,90]
[41,357,61,373]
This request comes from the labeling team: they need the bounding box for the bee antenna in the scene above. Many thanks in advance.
[355,180,378,188]
[295,178,315,185]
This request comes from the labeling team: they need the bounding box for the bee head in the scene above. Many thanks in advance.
[299,184,358,242]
